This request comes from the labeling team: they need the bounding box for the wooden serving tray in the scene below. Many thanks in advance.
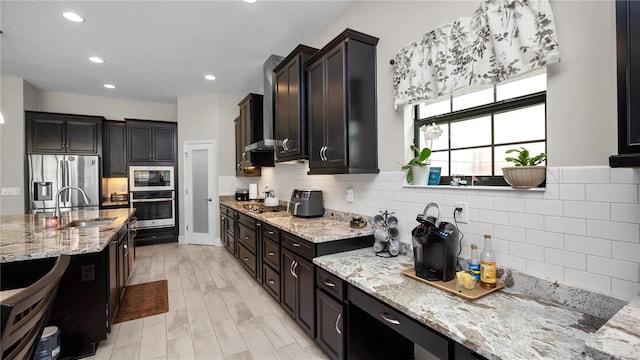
[401,268,504,300]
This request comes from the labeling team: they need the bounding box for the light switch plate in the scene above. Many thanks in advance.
[346,187,355,202]
[1,187,21,196]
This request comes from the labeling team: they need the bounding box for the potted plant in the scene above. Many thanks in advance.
[502,147,547,189]
[402,145,432,184]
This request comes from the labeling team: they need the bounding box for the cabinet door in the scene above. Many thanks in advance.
[324,45,347,168]
[66,119,100,154]
[30,117,66,153]
[128,125,153,162]
[152,126,175,162]
[296,256,315,336]
[103,121,127,177]
[307,59,326,169]
[108,239,118,330]
[316,290,344,360]
[281,248,296,318]
[275,67,290,157]
[234,117,243,176]
[285,58,301,156]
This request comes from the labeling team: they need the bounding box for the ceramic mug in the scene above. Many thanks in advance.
[374,228,389,242]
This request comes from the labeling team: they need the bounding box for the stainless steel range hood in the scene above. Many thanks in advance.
[245,54,283,152]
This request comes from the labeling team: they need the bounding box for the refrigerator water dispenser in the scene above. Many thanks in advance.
[34,182,53,201]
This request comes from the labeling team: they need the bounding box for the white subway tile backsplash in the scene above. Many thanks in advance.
[544,248,586,270]
[587,220,640,243]
[509,213,544,230]
[494,225,526,243]
[479,210,510,225]
[587,256,639,282]
[611,279,640,300]
[558,184,586,201]
[586,184,639,204]
[565,268,611,295]
[227,165,639,298]
[510,243,544,261]
[611,242,640,263]
[526,260,565,281]
[565,235,612,257]
[526,229,564,249]
[525,199,563,216]
[563,201,610,220]
[611,203,640,224]
[544,216,586,236]
[493,197,525,213]
[562,167,610,184]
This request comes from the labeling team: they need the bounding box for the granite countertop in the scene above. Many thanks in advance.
[220,198,373,243]
[0,208,135,263]
[314,248,640,360]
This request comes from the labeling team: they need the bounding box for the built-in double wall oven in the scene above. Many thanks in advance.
[129,166,175,229]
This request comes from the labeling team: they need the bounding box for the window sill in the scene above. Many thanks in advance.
[402,184,545,192]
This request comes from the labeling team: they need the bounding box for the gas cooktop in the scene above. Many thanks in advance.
[242,203,287,214]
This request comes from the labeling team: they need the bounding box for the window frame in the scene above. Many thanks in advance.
[414,90,547,187]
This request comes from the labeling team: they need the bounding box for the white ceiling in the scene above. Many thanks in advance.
[0,0,354,104]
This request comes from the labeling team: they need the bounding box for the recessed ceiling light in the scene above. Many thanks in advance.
[89,56,104,64]
[205,74,216,81]
[104,84,116,89]
[62,12,85,23]
[243,0,258,4]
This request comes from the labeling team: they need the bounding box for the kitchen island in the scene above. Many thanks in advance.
[314,248,640,360]
[0,208,136,358]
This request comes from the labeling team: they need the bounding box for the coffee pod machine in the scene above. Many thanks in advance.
[412,203,459,282]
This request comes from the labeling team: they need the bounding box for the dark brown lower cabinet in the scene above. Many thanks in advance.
[281,247,315,336]
[316,288,344,359]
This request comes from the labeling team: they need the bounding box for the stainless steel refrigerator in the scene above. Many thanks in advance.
[27,154,100,214]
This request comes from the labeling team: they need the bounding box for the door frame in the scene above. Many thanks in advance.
[183,140,219,246]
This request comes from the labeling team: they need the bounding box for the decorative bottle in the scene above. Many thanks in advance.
[480,235,496,289]
[468,244,480,280]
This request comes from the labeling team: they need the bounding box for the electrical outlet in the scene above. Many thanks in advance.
[454,201,468,223]
[346,187,355,202]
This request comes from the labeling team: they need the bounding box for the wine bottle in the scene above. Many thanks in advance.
[480,235,496,289]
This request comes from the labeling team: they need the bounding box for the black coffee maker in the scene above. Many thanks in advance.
[412,203,459,282]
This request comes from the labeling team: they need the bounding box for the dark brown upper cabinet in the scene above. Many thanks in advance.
[125,119,177,165]
[26,111,103,155]
[103,120,127,177]
[274,45,318,162]
[611,0,640,167]
[306,29,379,175]
[236,94,273,176]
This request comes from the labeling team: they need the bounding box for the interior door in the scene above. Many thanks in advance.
[184,141,217,245]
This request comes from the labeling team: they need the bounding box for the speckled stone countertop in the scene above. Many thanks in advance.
[314,248,640,360]
[220,198,373,243]
[0,208,135,263]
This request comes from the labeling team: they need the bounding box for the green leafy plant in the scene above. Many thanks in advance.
[504,147,546,166]
[402,145,431,183]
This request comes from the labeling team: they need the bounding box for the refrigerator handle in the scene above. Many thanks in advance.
[60,160,66,203]
[65,160,70,202]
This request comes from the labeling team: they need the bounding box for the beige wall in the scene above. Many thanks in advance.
[303,0,617,168]
[0,77,26,215]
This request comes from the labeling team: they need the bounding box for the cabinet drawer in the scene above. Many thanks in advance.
[262,223,280,242]
[317,267,344,301]
[348,286,449,360]
[263,238,280,270]
[238,223,256,254]
[238,244,256,277]
[238,213,256,229]
[263,264,280,301]
[282,232,313,260]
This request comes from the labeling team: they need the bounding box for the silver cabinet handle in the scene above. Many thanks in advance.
[292,243,301,247]
[243,257,249,262]
[268,251,275,256]
[323,146,328,161]
[335,313,342,335]
[293,261,299,278]
[268,279,275,285]
[267,231,275,235]
[323,280,336,287]
[319,147,324,161]
[380,312,400,325]
[289,260,296,278]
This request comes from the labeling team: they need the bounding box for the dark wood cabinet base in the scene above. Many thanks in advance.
[134,227,177,246]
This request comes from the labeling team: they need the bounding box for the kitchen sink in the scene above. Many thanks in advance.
[62,217,116,228]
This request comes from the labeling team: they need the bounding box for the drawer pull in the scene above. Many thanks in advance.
[292,243,301,247]
[268,279,275,285]
[335,313,342,335]
[267,231,275,235]
[323,280,336,287]
[243,257,249,261]
[244,236,249,239]
[380,312,400,325]
[268,252,275,256]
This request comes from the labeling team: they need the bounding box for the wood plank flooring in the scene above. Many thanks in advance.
[86,243,329,360]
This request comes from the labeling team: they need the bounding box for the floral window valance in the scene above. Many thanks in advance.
[392,0,561,109]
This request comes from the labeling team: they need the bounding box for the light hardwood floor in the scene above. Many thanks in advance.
[86,243,330,360]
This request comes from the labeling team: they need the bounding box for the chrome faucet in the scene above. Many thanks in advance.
[55,186,91,219]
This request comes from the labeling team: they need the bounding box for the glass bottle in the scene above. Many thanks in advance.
[480,235,496,289]
[468,244,480,280]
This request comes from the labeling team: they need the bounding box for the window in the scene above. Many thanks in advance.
[414,73,547,186]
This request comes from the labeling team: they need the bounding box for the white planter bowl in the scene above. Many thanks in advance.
[502,166,546,189]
